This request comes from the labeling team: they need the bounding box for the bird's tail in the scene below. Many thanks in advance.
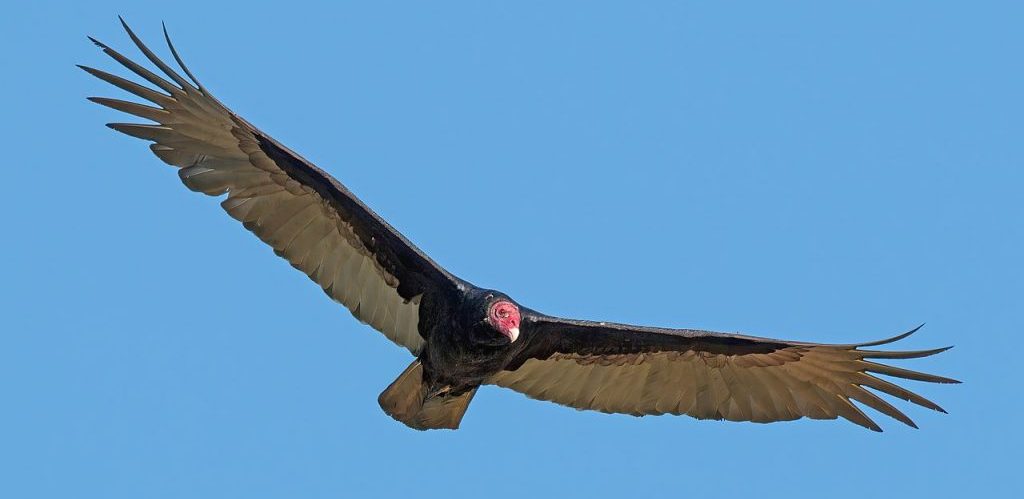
[378,360,477,430]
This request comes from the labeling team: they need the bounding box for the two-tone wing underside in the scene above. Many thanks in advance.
[83,19,461,354]
[492,316,958,431]
[85,20,957,432]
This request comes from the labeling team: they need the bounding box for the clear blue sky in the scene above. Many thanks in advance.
[2,1,1020,497]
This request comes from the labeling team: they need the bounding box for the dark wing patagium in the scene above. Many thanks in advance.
[82,19,463,353]
[492,313,958,431]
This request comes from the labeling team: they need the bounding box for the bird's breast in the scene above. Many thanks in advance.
[421,330,510,388]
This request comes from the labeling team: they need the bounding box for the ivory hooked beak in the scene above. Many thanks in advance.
[506,327,520,343]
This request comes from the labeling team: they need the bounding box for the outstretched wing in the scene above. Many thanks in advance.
[491,313,958,431]
[82,19,464,354]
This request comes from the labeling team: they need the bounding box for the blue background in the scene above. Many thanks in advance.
[2,1,1020,497]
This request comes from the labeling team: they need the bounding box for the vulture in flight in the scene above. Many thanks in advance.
[83,20,958,432]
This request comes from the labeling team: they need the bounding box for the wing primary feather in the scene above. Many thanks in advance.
[831,394,883,432]
[117,16,196,92]
[161,22,208,94]
[845,385,917,429]
[78,65,174,106]
[855,373,948,413]
[858,346,953,359]
[861,361,961,384]
[87,96,168,122]
[87,35,182,95]
[106,123,174,142]
[849,324,924,348]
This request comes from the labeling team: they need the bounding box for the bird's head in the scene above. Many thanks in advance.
[463,289,522,345]
[486,299,521,343]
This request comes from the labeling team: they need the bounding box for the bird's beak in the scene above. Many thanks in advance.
[505,327,520,343]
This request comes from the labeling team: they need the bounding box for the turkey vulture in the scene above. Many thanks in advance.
[83,19,958,432]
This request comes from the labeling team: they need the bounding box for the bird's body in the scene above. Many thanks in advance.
[84,19,958,432]
[421,289,514,391]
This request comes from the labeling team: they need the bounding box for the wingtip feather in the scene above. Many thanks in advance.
[86,36,108,49]
[161,20,205,90]
[113,15,195,92]
[860,345,953,360]
[854,323,925,348]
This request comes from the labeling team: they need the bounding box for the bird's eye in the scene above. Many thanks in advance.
[498,310,509,318]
